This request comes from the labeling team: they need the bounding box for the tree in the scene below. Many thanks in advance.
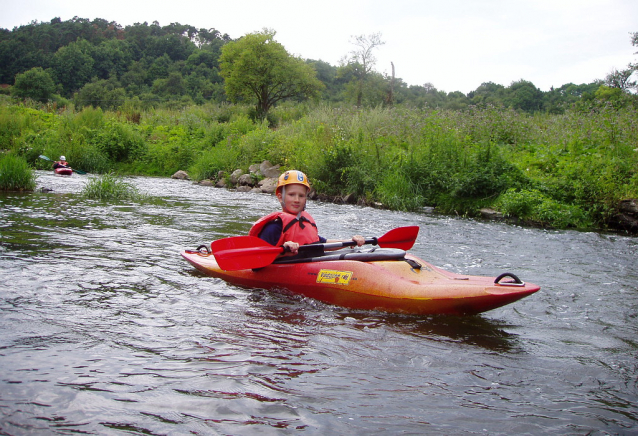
[11,67,56,101]
[152,72,186,97]
[220,29,323,119]
[602,31,638,94]
[120,60,148,92]
[468,82,507,106]
[75,77,126,110]
[91,39,133,80]
[506,80,544,112]
[340,32,385,106]
[51,39,94,96]
[307,59,344,101]
[604,67,637,92]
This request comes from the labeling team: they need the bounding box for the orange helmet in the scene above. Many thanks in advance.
[276,170,310,194]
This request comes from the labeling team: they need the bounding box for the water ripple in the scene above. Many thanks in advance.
[0,172,636,434]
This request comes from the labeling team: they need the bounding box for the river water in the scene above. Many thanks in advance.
[0,171,636,435]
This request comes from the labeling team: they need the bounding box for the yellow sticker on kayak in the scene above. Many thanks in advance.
[317,269,353,285]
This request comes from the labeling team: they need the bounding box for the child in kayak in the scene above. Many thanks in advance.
[52,155,71,170]
[249,170,364,255]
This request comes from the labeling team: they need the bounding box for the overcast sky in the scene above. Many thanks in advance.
[2,0,637,94]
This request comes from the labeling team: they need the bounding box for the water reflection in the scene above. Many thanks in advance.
[342,313,520,352]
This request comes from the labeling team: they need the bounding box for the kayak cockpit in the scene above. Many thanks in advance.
[271,247,425,271]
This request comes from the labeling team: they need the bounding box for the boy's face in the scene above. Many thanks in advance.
[278,184,308,215]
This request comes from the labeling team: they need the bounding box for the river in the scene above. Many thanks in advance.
[0,171,636,435]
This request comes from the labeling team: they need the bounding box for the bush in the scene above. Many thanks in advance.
[189,145,240,181]
[67,145,111,174]
[0,154,37,191]
[90,121,146,162]
[451,147,527,199]
[497,188,592,228]
[11,67,56,102]
[314,143,355,195]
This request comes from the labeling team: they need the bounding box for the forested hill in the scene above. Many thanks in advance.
[0,16,621,112]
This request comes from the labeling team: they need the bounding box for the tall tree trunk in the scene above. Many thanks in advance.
[385,62,395,107]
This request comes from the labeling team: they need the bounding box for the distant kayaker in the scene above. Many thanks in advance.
[250,170,365,255]
[52,155,71,170]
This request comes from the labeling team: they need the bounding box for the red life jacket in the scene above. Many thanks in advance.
[249,211,319,246]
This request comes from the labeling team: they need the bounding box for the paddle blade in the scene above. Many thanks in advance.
[376,226,419,250]
[212,236,283,271]
[39,155,51,161]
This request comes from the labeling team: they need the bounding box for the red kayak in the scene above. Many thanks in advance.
[181,239,540,315]
[54,167,73,176]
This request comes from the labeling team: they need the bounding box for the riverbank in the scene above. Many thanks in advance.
[3,99,637,232]
[173,161,638,235]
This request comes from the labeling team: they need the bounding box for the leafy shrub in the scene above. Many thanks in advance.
[11,67,56,102]
[204,122,233,147]
[0,154,37,191]
[313,143,354,195]
[234,126,276,166]
[451,149,527,199]
[90,121,146,162]
[189,145,241,181]
[68,145,111,174]
[498,189,592,228]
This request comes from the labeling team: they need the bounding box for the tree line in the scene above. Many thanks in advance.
[1,17,636,115]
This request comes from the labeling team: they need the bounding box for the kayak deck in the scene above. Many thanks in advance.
[181,247,540,315]
[54,167,73,176]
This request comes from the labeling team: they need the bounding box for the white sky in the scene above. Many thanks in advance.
[2,0,637,94]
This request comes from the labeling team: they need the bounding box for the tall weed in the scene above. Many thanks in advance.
[189,145,241,181]
[81,173,145,201]
[0,154,37,191]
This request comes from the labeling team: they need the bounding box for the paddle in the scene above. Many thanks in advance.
[39,155,87,174]
[211,226,420,271]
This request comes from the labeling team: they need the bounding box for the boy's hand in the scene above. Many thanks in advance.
[283,241,300,254]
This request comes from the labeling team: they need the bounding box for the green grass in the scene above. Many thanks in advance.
[2,98,637,230]
[0,153,37,191]
[81,173,145,201]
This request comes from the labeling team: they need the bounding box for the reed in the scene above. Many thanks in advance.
[81,173,145,201]
[0,154,37,191]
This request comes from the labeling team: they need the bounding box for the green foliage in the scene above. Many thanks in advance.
[81,173,145,200]
[189,145,240,181]
[375,170,425,211]
[66,145,111,174]
[75,78,126,111]
[220,29,324,118]
[314,143,356,195]
[52,39,95,96]
[89,120,146,162]
[450,145,527,199]
[498,189,592,229]
[6,17,636,113]
[0,107,27,150]
[0,153,37,191]
[505,80,544,112]
[1,97,636,231]
[11,67,57,102]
